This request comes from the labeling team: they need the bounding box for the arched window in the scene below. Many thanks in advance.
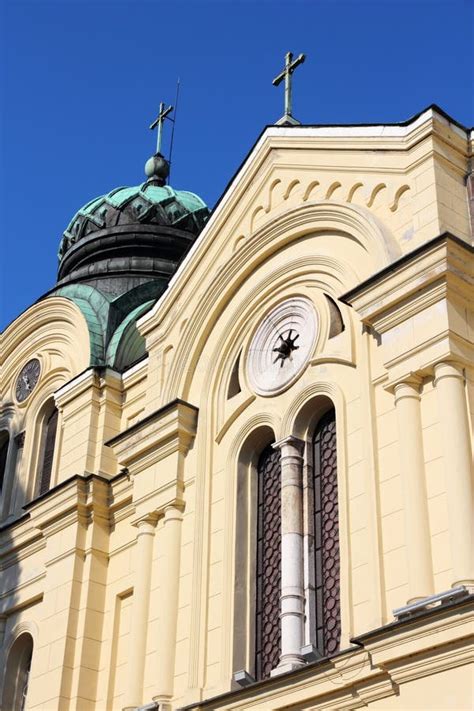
[255,444,281,680]
[312,408,340,656]
[2,633,33,711]
[233,427,280,682]
[37,403,58,496]
[0,430,9,494]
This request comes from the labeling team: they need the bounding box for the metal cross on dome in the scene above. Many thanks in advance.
[272,51,306,125]
[149,101,174,154]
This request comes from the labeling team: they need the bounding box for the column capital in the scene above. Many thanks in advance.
[132,512,159,531]
[386,373,422,396]
[273,435,305,456]
[163,504,184,523]
[393,377,423,403]
[434,361,464,385]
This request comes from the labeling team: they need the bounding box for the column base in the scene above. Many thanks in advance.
[270,656,306,677]
[406,594,431,605]
[152,695,172,711]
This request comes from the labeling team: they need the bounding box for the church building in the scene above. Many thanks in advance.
[0,75,473,711]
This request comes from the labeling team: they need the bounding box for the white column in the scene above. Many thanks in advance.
[123,515,157,711]
[272,436,306,675]
[394,379,433,602]
[153,505,183,707]
[434,362,474,588]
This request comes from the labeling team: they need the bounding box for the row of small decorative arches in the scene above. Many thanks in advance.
[252,177,410,217]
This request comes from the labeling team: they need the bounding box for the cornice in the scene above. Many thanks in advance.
[121,356,148,387]
[24,473,111,533]
[108,472,133,507]
[179,596,474,711]
[55,366,123,413]
[353,598,474,682]
[383,331,473,379]
[0,528,44,567]
[105,398,198,458]
[0,590,43,618]
[342,232,473,326]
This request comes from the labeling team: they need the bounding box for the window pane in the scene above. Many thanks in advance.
[313,409,340,656]
[255,445,281,679]
[38,408,58,495]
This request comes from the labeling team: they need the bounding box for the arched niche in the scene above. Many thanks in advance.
[2,632,34,711]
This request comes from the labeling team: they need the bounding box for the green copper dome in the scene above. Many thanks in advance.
[50,153,210,372]
[58,181,210,260]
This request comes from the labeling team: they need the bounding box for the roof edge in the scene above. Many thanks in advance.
[138,103,471,332]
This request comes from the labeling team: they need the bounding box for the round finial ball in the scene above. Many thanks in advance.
[145,153,170,182]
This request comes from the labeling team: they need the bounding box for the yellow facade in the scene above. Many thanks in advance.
[1,106,473,710]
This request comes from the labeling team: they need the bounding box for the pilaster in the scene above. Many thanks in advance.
[55,368,123,481]
[393,377,433,602]
[26,474,110,709]
[153,504,184,707]
[344,233,473,606]
[107,399,198,706]
[123,513,158,711]
[434,361,474,589]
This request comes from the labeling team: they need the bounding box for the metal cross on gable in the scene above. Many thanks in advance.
[149,101,174,155]
[272,51,306,125]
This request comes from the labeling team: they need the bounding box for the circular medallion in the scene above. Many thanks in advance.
[16,358,41,403]
[247,298,317,396]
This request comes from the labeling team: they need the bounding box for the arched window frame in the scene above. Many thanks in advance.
[0,429,10,497]
[34,398,60,498]
[231,393,351,680]
[287,388,351,655]
[0,417,26,522]
[254,442,281,680]
[1,629,35,711]
[310,406,340,656]
[25,396,62,502]
[232,424,277,681]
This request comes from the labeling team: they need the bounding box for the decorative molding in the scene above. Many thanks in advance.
[107,399,198,474]
[247,297,318,397]
[161,202,399,403]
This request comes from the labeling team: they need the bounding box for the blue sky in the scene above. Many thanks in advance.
[1,0,473,330]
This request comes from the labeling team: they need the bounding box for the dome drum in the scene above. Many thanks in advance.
[56,223,196,286]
